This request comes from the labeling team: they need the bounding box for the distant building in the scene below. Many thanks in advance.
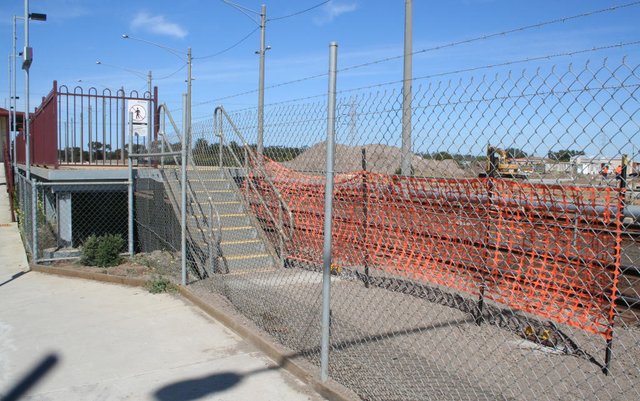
[570,155,633,175]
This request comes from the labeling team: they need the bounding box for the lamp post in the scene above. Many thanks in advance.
[222,1,269,156]
[21,1,47,180]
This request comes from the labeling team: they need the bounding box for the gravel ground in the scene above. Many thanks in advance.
[177,264,640,401]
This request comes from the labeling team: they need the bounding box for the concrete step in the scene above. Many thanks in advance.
[223,253,275,271]
[220,238,266,255]
[220,225,258,242]
[191,237,267,256]
[190,213,251,227]
[190,189,239,202]
[189,178,233,191]
[208,200,244,214]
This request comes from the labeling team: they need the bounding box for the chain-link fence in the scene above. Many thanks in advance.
[13,174,130,263]
[13,54,640,400]
[133,56,638,401]
[14,173,34,257]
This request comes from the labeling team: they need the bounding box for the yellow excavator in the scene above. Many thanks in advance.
[479,145,530,179]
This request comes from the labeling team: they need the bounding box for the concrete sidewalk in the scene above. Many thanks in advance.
[0,169,323,400]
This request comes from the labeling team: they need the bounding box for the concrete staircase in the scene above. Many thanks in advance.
[161,166,277,277]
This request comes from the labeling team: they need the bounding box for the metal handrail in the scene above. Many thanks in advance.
[214,106,295,245]
[157,104,224,274]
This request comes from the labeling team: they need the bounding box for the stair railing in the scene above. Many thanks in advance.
[158,104,226,274]
[213,106,294,262]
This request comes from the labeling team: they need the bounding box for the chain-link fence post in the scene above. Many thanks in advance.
[181,93,188,286]
[320,41,338,383]
[128,112,135,256]
[31,178,38,262]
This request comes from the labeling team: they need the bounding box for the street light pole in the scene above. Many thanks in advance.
[11,16,20,169]
[20,3,46,180]
[24,0,30,180]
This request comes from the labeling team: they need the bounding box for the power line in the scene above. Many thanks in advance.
[337,40,640,95]
[195,26,260,60]
[339,1,640,74]
[197,71,328,105]
[196,2,640,108]
[269,1,330,21]
[156,64,187,80]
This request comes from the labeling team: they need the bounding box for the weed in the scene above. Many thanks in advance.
[146,275,176,294]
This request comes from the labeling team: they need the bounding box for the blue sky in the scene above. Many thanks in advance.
[2,0,640,132]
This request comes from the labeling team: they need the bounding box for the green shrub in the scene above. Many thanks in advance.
[81,234,125,267]
[146,275,175,294]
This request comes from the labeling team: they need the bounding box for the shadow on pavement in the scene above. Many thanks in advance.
[153,317,474,400]
[154,368,278,401]
[0,353,59,401]
[0,271,29,288]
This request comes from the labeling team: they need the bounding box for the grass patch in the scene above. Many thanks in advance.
[146,275,176,294]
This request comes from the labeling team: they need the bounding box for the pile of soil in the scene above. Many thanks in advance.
[282,142,472,178]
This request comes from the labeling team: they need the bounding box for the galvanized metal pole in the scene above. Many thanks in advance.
[400,0,413,176]
[80,110,84,164]
[160,107,165,169]
[147,70,152,143]
[102,98,106,164]
[320,41,338,383]
[187,48,192,157]
[127,112,134,256]
[24,0,30,180]
[11,17,18,169]
[88,103,93,164]
[257,4,266,156]
[181,93,188,286]
[7,55,11,161]
[120,87,125,163]
[31,178,37,260]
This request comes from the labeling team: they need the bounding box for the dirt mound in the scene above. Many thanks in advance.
[282,142,470,178]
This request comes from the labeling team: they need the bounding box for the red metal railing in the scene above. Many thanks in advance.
[16,80,159,168]
[30,81,59,167]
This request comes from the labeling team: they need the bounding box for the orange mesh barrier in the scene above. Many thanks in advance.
[243,158,623,340]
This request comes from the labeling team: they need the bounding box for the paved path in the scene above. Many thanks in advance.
[0,168,323,401]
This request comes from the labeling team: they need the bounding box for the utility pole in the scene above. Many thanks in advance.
[401,0,413,176]
[221,1,269,155]
[187,47,192,154]
[257,4,266,156]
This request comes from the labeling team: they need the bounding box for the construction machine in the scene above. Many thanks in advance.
[479,145,530,179]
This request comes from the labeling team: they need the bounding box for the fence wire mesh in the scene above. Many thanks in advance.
[131,57,639,401]
[15,173,33,256]
[12,55,640,400]
[13,175,130,263]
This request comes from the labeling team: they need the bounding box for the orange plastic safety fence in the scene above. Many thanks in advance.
[243,158,623,340]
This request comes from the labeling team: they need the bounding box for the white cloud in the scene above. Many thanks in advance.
[314,1,358,26]
[130,12,187,39]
